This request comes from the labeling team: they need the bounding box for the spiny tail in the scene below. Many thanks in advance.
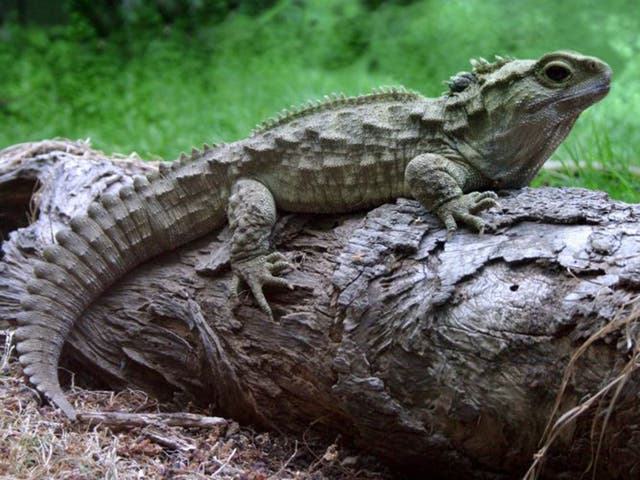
[15,164,228,419]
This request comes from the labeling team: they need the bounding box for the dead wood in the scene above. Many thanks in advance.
[1,139,640,479]
[78,411,228,429]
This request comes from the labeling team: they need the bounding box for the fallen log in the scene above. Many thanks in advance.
[1,140,639,479]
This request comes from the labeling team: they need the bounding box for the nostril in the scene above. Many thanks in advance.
[587,60,599,71]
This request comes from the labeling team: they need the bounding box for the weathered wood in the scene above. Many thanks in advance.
[78,411,228,429]
[1,140,639,479]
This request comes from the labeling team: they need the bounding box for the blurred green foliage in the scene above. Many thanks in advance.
[0,0,638,200]
[64,0,276,36]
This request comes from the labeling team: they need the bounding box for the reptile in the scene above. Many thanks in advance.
[14,51,611,420]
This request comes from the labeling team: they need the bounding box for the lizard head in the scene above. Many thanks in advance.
[518,51,611,117]
[445,51,612,187]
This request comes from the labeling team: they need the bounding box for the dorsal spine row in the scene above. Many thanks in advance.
[251,87,422,135]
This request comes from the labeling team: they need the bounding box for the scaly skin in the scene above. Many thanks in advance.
[13,51,611,419]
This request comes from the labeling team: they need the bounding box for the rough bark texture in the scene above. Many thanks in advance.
[1,140,640,479]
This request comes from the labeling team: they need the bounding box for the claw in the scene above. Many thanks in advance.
[470,198,500,214]
[265,252,288,263]
[436,191,500,233]
[230,275,241,296]
[262,273,294,290]
[231,252,294,318]
[442,213,457,233]
[269,260,292,274]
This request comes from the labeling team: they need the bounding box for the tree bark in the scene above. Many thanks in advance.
[1,140,639,479]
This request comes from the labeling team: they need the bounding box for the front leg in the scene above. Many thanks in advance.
[405,153,499,233]
[227,178,293,318]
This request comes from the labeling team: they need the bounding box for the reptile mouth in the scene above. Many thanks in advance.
[591,82,610,95]
[567,81,611,103]
[529,80,611,112]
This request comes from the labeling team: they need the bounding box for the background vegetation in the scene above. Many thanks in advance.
[1,0,639,200]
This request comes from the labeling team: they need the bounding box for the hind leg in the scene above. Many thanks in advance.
[227,178,293,318]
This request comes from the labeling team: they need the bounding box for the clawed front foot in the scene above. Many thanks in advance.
[231,252,294,318]
[436,191,500,234]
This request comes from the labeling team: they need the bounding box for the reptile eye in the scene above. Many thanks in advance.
[544,63,572,83]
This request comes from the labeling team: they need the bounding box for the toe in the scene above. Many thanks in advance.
[479,191,499,200]
[230,275,241,296]
[246,277,273,318]
[262,273,294,290]
[454,212,485,232]
[268,260,292,274]
[470,198,500,214]
[442,213,457,232]
[265,252,288,263]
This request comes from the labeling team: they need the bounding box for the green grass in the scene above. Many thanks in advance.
[0,0,638,201]
[534,124,640,202]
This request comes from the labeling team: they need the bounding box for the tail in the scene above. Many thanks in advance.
[15,164,227,419]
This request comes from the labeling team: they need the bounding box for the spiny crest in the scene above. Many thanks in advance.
[155,142,226,177]
[469,54,514,75]
[252,86,422,135]
[445,55,515,95]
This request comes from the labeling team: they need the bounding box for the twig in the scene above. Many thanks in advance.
[78,411,228,429]
[211,447,237,477]
[143,426,196,452]
[522,368,632,480]
[268,440,298,480]
[524,298,640,480]
[1,329,15,372]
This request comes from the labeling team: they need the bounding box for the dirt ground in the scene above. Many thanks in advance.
[0,336,395,480]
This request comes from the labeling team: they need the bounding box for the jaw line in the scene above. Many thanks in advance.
[527,81,611,113]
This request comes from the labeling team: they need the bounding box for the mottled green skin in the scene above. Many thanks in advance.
[14,51,611,419]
